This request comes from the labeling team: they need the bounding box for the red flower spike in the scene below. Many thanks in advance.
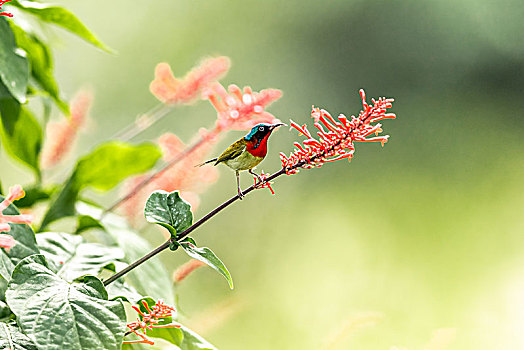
[253,171,275,195]
[280,89,395,175]
[124,299,180,345]
[1,185,33,234]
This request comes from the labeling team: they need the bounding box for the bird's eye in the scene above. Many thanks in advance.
[258,126,264,131]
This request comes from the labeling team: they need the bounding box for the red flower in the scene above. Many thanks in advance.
[204,82,282,131]
[0,185,33,234]
[0,0,14,17]
[280,89,395,174]
[123,299,180,345]
[253,171,275,195]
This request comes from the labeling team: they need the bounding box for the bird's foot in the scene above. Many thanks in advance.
[237,189,245,200]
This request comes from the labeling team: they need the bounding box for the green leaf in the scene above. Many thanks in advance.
[75,202,175,305]
[103,221,175,305]
[74,142,162,191]
[0,18,29,103]
[178,325,217,350]
[13,185,54,208]
[11,0,114,53]
[36,231,125,282]
[0,195,39,281]
[180,238,233,289]
[75,215,104,234]
[5,255,126,350]
[0,97,42,175]
[0,321,37,350]
[40,141,162,230]
[144,190,193,237]
[8,21,69,114]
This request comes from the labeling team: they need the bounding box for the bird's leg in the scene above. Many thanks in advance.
[236,171,244,199]
[248,168,263,185]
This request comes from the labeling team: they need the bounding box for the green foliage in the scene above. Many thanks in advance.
[179,237,234,289]
[76,202,175,305]
[0,321,37,350]
[145,190,193,237]
[36,231,125,282]
[5,255,126,350]
[0,97,42,176]
[0,195,39,282]
[0,18,28,104]
[11,0,114,53]
[100,218,176,305]
[40,141,162,230]
[8,21,68,113]
[144,190,233,289]
[13,185,54,208]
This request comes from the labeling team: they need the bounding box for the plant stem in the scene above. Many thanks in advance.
[112,104,174,141]
[102,137,207,217]
[103,167,288,286]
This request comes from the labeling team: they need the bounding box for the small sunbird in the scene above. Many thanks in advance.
[198,122,286,198]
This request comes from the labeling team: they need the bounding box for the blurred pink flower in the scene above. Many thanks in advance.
[204,82,282,131]
[0,185,33,234]
[150,56,231,105]
[173,259,206,283]
[0,234,15,251]
[40,89,93,169]
[121,130,219,224]
[280,89,395,174]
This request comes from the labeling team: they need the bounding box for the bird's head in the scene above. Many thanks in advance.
[244,122,286,142]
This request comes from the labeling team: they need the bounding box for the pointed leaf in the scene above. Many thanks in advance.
[36,231,125,282]
[40,141,161,229]
[0,97,42,175]
[178,325,217,350]
[0,321,37,350]
[8,21,69,113]
[13,185,54,208]
[0,18,29,103]
[6,255,126,350]
[180,238,233,289]
[11,0,114,53]
[144,191,193,236]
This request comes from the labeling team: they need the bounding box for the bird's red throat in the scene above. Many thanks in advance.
[246,133,271,158]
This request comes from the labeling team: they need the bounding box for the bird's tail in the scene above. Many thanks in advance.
[195,158,218,167]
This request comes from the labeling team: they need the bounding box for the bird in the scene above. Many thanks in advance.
[197,122,286,198]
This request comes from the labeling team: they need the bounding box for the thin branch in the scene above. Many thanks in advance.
[112,104,174,141]
[102,137,207,217]
[103,167,288,286]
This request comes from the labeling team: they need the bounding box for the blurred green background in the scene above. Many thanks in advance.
[2,0,524,349]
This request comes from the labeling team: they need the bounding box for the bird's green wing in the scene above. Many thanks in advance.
[215,138,246,165]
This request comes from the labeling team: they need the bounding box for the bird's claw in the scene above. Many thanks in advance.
[238,190,244,200]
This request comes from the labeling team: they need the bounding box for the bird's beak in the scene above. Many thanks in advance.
[269,122,287,131]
